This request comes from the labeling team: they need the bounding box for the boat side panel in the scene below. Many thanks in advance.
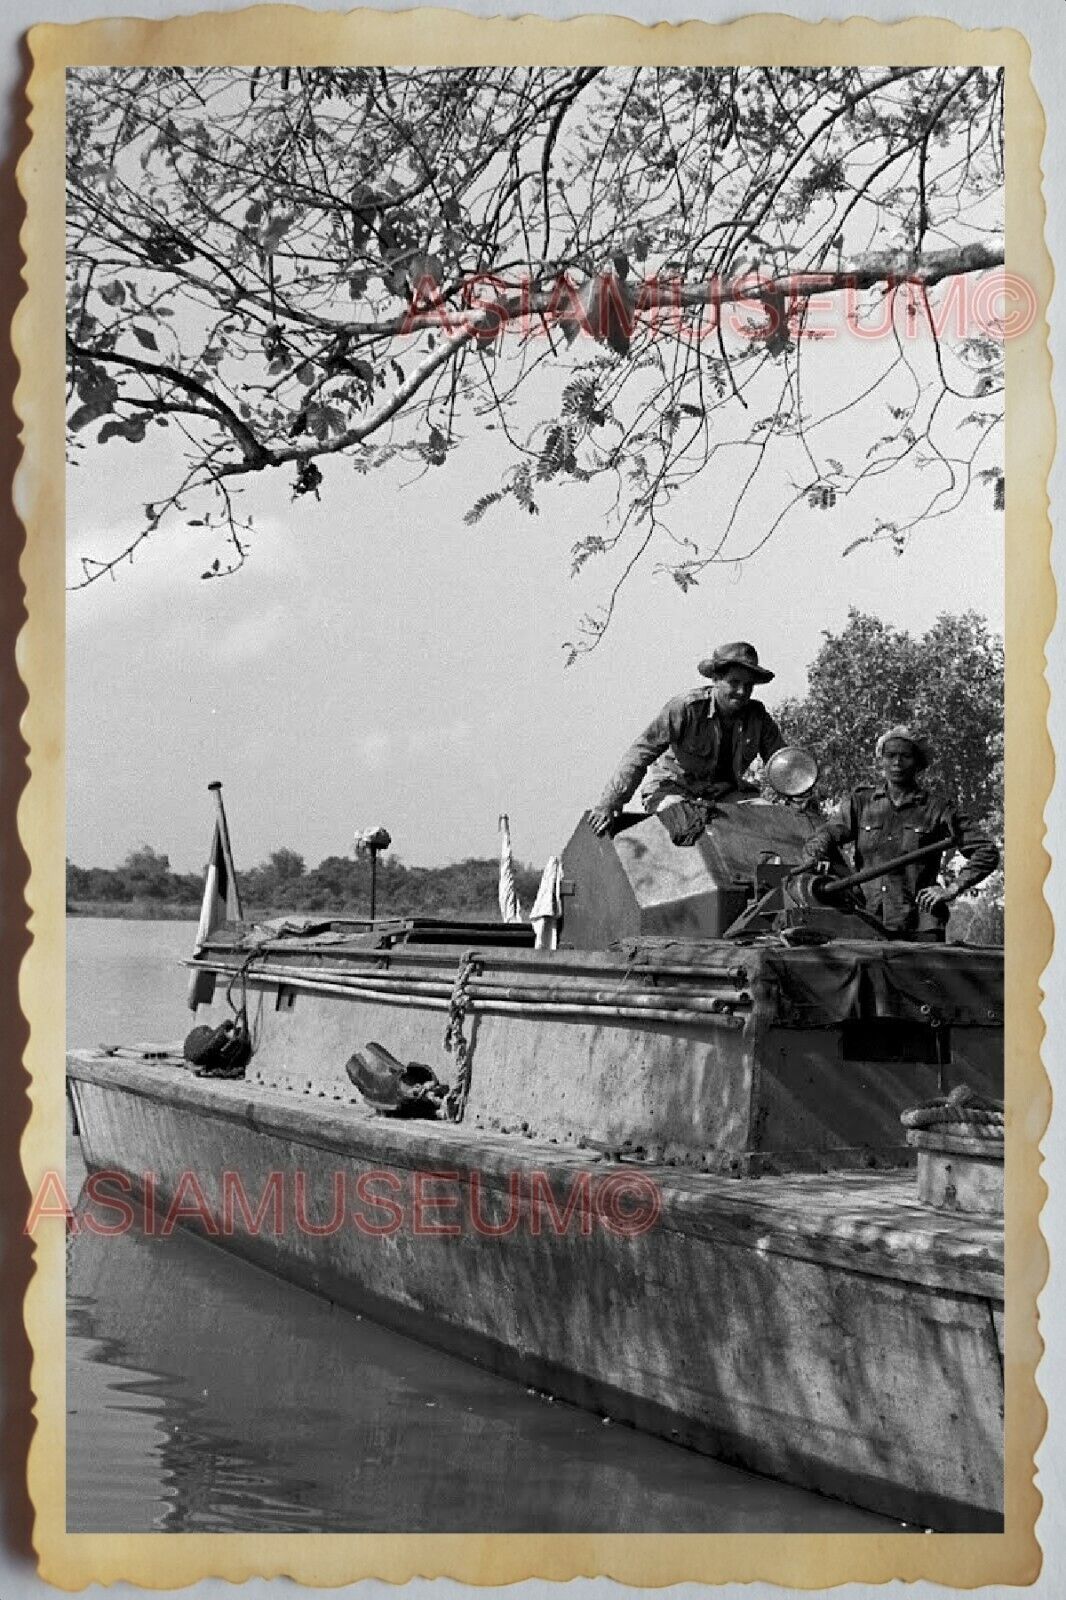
[755,1028,931,1169]
[949,1025,1003,1084]
[463,1012,754,1166]
[69,1076,1003,1530]
[224,949,1002,1174]
[244,992,758,1169]
[752,1025,1003,1172]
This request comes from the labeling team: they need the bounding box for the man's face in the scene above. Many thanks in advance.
[714,667,757,717]
[880,739,921,787]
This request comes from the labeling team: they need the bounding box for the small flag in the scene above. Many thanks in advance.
[187,817,241,1010]
[498,814,523,923]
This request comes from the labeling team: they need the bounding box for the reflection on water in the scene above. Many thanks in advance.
[67,1142,907,1535]
[67,919,909,1534]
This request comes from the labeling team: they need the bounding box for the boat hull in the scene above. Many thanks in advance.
[67,1050,1004,1531]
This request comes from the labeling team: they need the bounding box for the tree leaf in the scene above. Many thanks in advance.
[69,397,113,431]
[97,415,148,445]
[259,212,294,254]
[131,326,159,351]
[408,252,444,287]
[74,368,119,407]
[463,491,502,525]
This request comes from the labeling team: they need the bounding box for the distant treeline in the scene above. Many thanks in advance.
[66,845,543,921]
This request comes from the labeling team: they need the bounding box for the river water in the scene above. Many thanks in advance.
[66,916,908,1534]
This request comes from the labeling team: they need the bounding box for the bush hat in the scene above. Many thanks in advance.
[697,641,775,683]
[875,725,930,770]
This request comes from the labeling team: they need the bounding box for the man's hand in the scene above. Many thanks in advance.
[586,806,617,837]
[916,883,958,912]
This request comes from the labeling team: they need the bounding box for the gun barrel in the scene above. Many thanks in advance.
[818,835,952,899]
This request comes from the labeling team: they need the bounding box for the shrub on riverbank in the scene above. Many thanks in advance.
[67,849,542,923]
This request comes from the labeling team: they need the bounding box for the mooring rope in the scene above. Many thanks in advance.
[443,950,478,1123]
[225,945,266,1050]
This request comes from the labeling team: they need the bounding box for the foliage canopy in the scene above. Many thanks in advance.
[775,607,1004,831]
[67,66,1005,648]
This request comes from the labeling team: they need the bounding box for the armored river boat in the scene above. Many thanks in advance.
[67,763,1004,1531]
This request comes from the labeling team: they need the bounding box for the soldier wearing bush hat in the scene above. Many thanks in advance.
[800,724,998,941]
[587,642,786,846]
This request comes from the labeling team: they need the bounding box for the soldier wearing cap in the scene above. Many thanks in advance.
[587,642,787,844]
[798,724,999,942]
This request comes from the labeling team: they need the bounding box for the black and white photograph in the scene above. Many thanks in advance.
[11,5,1054,1588]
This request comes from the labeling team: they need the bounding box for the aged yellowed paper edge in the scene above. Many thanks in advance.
[15,7,1052,1588]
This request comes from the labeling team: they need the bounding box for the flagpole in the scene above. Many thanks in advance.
[208,780,243,920]
[188,781,243,1010]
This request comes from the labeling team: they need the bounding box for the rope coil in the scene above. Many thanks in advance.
[900,1082,1004,1135]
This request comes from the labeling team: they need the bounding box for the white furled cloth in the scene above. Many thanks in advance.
[498,813,524,922]
[530,855,563,950]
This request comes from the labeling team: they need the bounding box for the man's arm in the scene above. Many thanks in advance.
[951,811,1000,889]
[915,804,999,912]
[798,793,860,868]
[921,806,999,899]
[587,699,686,834]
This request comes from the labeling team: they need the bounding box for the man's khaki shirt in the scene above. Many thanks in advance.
[801,783,1000,935]
[598,688,785,812]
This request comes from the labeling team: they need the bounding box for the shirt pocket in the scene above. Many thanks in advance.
[676,739,712,774]
[858,819,886,857]
[900,821,936,854]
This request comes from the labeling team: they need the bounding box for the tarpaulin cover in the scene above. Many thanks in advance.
[754,941,1003,1028]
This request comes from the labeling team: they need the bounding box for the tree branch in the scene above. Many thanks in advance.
[67,340,272,467]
